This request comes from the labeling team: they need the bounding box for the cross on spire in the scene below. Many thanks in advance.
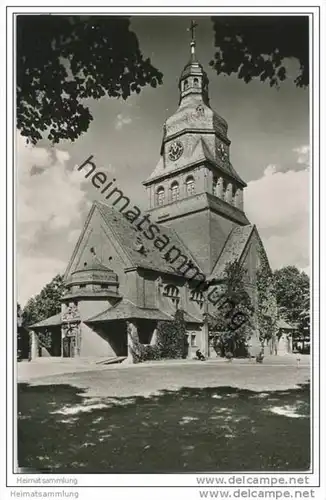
[188,19,198,56]
[189,19,197,41]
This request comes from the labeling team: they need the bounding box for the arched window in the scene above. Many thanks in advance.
[185,176,195,196]
[193,77,199,87]
[222,178,228,200]
[171,181,180,202]
[184,79,189,90]
[225,182,233,204]
[190,290,204,309]
[191,334,197,347]
[156,186,165,206]
[212,176,217,196]
[163,284,180,306]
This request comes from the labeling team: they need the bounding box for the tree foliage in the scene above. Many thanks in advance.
[22,274,64,326]
[17,303,23,327]
[130,310,187,363]
[17,15,163,144]
[17,303,28,360]
[273,266,310,335]
[157,309,187,359]
[299,288,310,336]
[130,342,161,364]
[209,261,254,357]
[210,16,308,88]
[256,250,278,342]
[17,16,308,144]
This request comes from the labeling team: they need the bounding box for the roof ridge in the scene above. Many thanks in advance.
[95,202,137,267]
[249,225,271,273]
[74,201,203,278]
[86,297,124,322]
[210,226,235,275]
[237,224,256,265]
[28,312,62,329]
[86,299,175,323]
[209,223,254,278]
[64,202,97,280]
[183,310,202,323]
[167,226,204,274]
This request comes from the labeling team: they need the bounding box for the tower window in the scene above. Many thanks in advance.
[171,181,180,202]
[225,182,233,204]
[156,186,165,206]
[212,176,217,196]
[163,284,180,306]
[223,178,228,198]
[193,77,199,87]
[185,176,195,196]
[184,79,189,90]
[190,290,204,308]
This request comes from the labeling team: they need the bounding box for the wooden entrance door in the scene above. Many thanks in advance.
[62,336,74,357]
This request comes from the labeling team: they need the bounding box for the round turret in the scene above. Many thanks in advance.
[63,260,120,299]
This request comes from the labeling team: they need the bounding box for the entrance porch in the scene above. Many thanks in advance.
[28,299,205,362]
[85,298,175,360]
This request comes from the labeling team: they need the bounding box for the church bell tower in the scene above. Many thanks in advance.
[143,21,250,274]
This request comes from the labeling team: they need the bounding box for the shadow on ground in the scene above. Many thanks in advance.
[18,383,310,473]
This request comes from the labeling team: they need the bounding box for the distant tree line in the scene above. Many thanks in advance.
[20,274,64,327]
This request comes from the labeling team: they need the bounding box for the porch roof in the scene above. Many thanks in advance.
[29,312,62,329]
[277,318,296,330]
[181,311,202,324]
[86,299,174,323]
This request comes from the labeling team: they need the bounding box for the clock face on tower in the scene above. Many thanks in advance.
[168,140,184,161]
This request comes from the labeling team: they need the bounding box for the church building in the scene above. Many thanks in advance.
[29,31,274,361]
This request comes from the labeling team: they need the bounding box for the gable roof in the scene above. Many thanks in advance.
[29,312,62,329]
[95,201,203,277]
[87,298,202,324]
[86,298,174,322]
[209,224,254,279]
[181,311,202,324]
[63,201,203,280]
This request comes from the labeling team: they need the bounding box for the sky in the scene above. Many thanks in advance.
[16,16,310,306]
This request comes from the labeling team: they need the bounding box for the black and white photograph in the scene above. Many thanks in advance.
[2,3,325,499]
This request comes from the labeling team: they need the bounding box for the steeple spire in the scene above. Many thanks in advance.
[188,20,198,59]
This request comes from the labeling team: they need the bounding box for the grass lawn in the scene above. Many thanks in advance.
[18,381,310,473]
